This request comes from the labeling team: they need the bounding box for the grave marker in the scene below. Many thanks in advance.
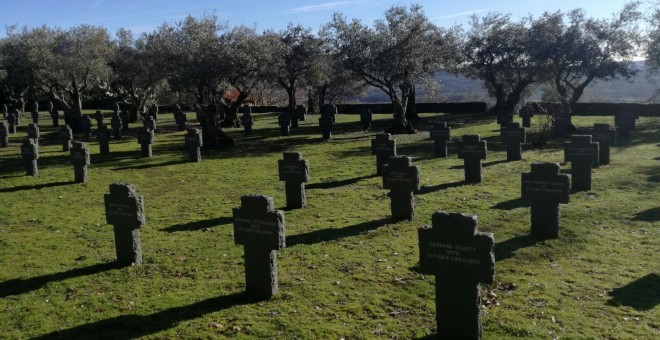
[430,122,451,158]
[50,108,59,127]
[371,133,396,175]
[81,115,93,139]
[458,135,487,183]
[185,128,203,162]
[70,141,90,183]
[232,194,285,299]
[278,152,310,209]
[296,104,307,121]
[240,105,253,135]
[521,163,570,239]
[360,108,372,131]
[591,123,616,165]
[289,109,299,128]
[30,101,39,125]
[137,127,155,157]
[0,122,8,147]
[1,104,6,118]
[382,156,420,220]
[20,139,39,176]
[519,107,533,128]
[96,125,110,154]
[614,112,638,140]
[325,104,337,123]
[143,116,157,132]
[496,111,513,129]
[59,125,73,151]
[501,122,526,161]
[418,211,495,340]
[564,135,599,191]
[120,110,130,130]
[104,183,145,265]
[111,113,123,139]
[26,123,40,146]
[319,115,333,140]
[7,112,17,133]
[174,107,187,132]
[94,110,104,128]
[278,113,290,136]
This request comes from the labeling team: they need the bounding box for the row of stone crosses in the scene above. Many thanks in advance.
[0,103,641,339]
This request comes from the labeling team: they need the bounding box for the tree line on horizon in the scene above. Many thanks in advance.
[0,1,658,134]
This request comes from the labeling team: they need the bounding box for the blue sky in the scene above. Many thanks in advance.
[0,0,639,37]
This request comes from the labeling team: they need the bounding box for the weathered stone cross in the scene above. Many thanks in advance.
[382,156,420,220]
[521,163,570,239]
[278,151,310,209]
[564,135,599,191]
[458,134,487,183]
[371,133,396,175]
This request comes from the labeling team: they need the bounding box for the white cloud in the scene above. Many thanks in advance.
[434,9,488,20]
[285,1,366,14]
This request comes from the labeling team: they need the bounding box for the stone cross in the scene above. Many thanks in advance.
[501,122,526,161]
[31,101,39,125]
[94,110,104,128]
[289,108,299,128]
[70,141,90,183]
[278,113,290,136]
[20,139,39,176]
[278,151,310,209]
[96,125,110,154]
[418,211,495,340]
[496,111,513,129]
[614,112,637,140]
[13,109,21,125]
[104,183,145,265]
[113,102,120,115]
[143,116,157,132]
[81,115,93,138]
[120,110,130,130]
[382,156,420,220]
[319,115,333,140]
[111,113,123,139]
[591,123,616,165]
[371,133,396,175]
[60,125,73,151]
[360,108,372,131]
[296,104,307,121]
[174,109,187,132]
[50,108,59,127]
[26,123,40,146]
[458,135,487,183]
[240,105,253,135]
[137,127,155,157]
[7,112,17,133]
[232,194,285,299]
[430,122,451,158]
[519,107,533,128]
[324,104,337,123]
[185,128,203,162]
[150,104,159,121]
[0,122,8,147]
[521,163,570,239]
[564,135,599,191]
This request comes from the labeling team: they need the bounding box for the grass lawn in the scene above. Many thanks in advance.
[0,109,658,338]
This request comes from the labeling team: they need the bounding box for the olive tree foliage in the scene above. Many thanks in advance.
[462,13,542,114]
[325,4,459,133]
[0,26,38,113]
[530,2,643,128]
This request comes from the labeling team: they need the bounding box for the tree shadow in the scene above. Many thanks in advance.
[306,174,377,190]
[0,262,120,298]
[34,291,254,339]
[287,217,391,247]
[631,207,660,222]
[0,180,73,193]
[112,158,187,171]
[162,216,233,233]
[606,273,660,311]
[491,197,530,210]
[418,180,467,195]
[449,159,508,169]
[495,234,539,261]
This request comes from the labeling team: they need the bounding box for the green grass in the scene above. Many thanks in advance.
[0,110,658,339]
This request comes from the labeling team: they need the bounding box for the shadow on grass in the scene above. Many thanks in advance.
[34,291,254,339]
[606,273,660,311]
[287,217,391,247]
[0,262,120,298]
[631,207,660,222]
[418,180,467,195]
[162,216,233,233]
[0,180,73,193]
[449,159,509,170]
[306,174,377,190]
[491,197,529,210]
[112,158,187,171]
[495,234,539,261]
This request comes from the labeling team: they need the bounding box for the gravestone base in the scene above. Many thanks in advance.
[390,191,414,221]
[280,127,290,136]
[244,244,278,300]
[321,129,331,140]
[243,125,252,135]
[285,182,306,209]
[100,142,110,155]
[434,140,448,158]
[436,281,482,340]
[74,165,88,183]
[9,125,17,134]
[24,161,38,176]
[616,127,631,141]
[141,145,152,158]
[531,203,559,239]
[464,159,483,183]
[189,148,201,162]
[113,129,122,139]
[113,226,142,265]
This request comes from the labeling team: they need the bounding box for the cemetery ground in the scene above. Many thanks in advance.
[0,110,658,339]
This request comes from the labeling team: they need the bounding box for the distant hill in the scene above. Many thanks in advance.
[353,61,660,104]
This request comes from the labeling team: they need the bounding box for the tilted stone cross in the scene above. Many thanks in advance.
[382,156,420,220]
[20,139,39,176]
[418,211,495,340]
[360,108,372,131]
[458,135,487,183]
[26,123,40,146]
[496,111,513,129]
[371,133,396,175]
[519,108,533,128]
[96,125,110,154]
[278,151,310,209]
[233,194,285,299]
[521,163,570,239]
[70,141,90,183]
[278,113,290,136]
[564,135,599,191]
[81,116,93,139]
[185,128,203,162]
[0,122,8,147]
[60,125,73,151]
[296,104,307,122]
[501,122,526,161]
[94,110,104,127]
[7,113,17,133]
[137,127,155,157]
[241,105,253,135]
[143,116,157,132]
[111,113,123,139]
[104,183,145,265]
[319,115,333,139]
[591,123,616,166]
[430,122,451,158]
